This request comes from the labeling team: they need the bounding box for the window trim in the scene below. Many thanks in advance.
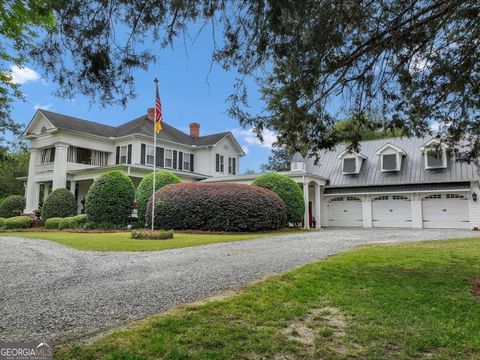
[216,153,225,173]
[164,149,173,169]
[381,153,399,172]
[183,151,191,171]
[120,145,128,164]
[342,157,358,174]
[145,144,155,166]
[425,148,447,169]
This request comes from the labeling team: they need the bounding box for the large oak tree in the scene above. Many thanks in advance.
[3,1,480,163]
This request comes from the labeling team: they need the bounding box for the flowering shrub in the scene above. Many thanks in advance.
[146,183,287,232]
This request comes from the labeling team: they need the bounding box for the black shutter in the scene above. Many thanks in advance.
[178,152,183,170]
[216,154,219,172]
[140,144,146,165]
[190,154,194,172]
[173,150,177,169]
[127,144,132,164]
[232,158,236,175]
[115,146,120,164]
[157,147,164,167]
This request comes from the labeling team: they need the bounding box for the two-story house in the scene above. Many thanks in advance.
[22,109,245,213]
[205,137,480,230]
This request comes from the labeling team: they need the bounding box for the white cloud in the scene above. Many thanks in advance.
[233,127,277,149]
[34,103,53,111]
[9,65,41,84]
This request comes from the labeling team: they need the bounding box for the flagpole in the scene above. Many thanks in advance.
[151,78,158,231]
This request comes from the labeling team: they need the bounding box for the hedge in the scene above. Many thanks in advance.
[136,171,181,224]
[70,214,88,228]
[58,217,74,230]
[253,173,305,224]
[3,216,32,229]
[85,170,135,226]
[146,183,287,232]
[131,229,174,240]
[0,195,25,218]
[0,217,4,228]
[41,189,77,221]
[45,217,63,229]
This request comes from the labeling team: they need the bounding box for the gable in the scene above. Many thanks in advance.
[23,111,57,136]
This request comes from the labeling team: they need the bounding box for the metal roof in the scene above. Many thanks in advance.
[34,110,232,147]
[324,181,471,195]
[305,136,479,186]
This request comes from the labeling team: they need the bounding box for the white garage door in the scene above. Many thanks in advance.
[372,195,412,228]
[422,193,470,229]
[327,196,363,227]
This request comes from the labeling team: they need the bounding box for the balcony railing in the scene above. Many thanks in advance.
[35,162,54,175]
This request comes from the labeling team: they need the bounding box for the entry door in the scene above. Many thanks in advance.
[422,194,469,229]
[372,195,412,228]
[327,197,363,227]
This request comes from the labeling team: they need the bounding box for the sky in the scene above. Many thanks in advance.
[8,23,276,173]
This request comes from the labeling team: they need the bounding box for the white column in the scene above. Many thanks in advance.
[52,144,69,190]
[25,149,40,213]
[411,193,423,228]
[70,180,76,196]
[362,195,373,228]
[43,182,50,201]
[303,181,310,229]
[314,184,321,229]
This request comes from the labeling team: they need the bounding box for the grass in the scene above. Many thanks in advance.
[0,228,303,252]
[55,237,480,359]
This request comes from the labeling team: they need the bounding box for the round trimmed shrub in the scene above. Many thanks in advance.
[253,173,305,224]
[85,170,135,226]
[146,183,287,232]
[3,215,32,229]
[45,217,62,229]
[0,195,26,218]
[41,188,77,221]
[136,171,181,224]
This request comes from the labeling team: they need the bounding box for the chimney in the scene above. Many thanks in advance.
[147,108,155,121]
[189,122,200,138]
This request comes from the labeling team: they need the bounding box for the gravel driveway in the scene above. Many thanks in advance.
[0,228,476,343]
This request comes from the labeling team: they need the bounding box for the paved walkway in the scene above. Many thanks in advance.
[0,228,476,343]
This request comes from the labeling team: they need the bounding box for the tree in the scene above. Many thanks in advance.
[0,147,29,201]
[260,145,292,172]
[0,1,55,146]
[3,1,480,163]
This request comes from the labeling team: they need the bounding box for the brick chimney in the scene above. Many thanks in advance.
[147,108,155,121]
[189,122,200,138]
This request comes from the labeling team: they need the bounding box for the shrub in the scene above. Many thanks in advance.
[0,195,26,218]
[3,216,32,229]
[86,170,135,226]
[146,183,287,232]
[41,188,77,221]
[131,229,174,240]
[45,217,63,229]
[58,216,75,230]
[136,171,181,224]
[253,173,305,224]
[70,214,88,229]
[0,217,4,228]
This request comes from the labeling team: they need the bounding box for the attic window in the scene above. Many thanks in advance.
[343,158,356,173]
[376,143,406,172]
[382,154,397,171]
[420,139,447,170]
[426,150,444,168]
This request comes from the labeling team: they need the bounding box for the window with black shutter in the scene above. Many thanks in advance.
[190,153,194,172]
[156,147,164,167]
[127,144,132,164]
[216,154,220,172]
[232,158,236,175]
[116,146,120,164]
[178,152,183,170]
[173,150,177,169]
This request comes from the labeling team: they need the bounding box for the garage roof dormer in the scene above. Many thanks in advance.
[419,139,448,170]
[375,143,406,172]
[338,150,366,175]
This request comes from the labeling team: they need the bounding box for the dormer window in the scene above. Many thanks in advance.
[375,143,406,172]
[420,139,447,170]
[338,150,366,175]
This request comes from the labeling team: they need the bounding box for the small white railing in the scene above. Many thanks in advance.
[35,163,54,175]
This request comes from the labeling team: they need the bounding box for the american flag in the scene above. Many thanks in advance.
[155,81,162,133]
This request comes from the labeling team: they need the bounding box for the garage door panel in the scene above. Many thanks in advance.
[422,194,469,229]
[327,197,363,227]
[372,195,412,228]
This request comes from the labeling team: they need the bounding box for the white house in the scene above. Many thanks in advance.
[22,109,245,214]
[205,137,480,230]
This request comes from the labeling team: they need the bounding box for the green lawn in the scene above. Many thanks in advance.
[55,237,480,359]
[0,229,303,252]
